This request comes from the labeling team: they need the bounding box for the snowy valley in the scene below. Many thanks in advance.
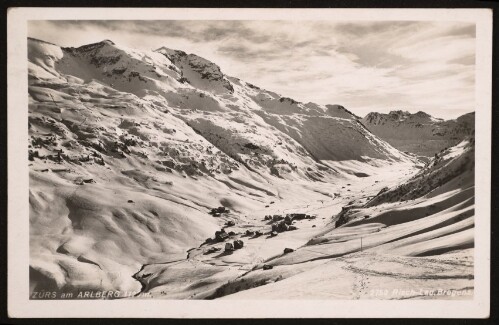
[28,37,475,300]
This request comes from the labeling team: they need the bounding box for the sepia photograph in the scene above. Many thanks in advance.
[7,7,492,318]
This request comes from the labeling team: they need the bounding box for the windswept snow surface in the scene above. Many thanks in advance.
[28,37,474,300]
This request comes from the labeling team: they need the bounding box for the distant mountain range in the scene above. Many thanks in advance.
[361,110,474,158]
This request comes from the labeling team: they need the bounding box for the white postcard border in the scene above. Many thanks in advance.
[7,7,492,318]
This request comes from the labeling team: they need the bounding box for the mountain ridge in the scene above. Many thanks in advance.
[27,37,473,299]
[361,109,474,158]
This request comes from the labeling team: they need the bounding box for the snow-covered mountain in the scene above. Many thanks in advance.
[28,37,473,299]
[361,110,474,158]
[30,37,413,182]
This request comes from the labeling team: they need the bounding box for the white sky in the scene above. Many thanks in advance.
[28,20,475,120]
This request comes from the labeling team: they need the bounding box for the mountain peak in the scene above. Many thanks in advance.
[388,110,410,117]
[63,39,118,54]
[325,104,360,119]
[155,47,188,63]
[156,46,233,93]
[100,39,116,45]
[415,110,430,117]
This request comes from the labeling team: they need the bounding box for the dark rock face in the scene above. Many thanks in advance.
[157,49,234,93]
[263,264,273,270]
[284,248,294,254]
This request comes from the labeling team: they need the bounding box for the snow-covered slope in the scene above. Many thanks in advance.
[217,139,474,300]
[28,37,472,299]
[146,137,475,300]
[366,138,474,207]
[362,110,474,158]
[28,37,64,80]
[333,137,474,240]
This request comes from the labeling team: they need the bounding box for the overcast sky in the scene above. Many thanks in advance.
[28,20,475,119]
